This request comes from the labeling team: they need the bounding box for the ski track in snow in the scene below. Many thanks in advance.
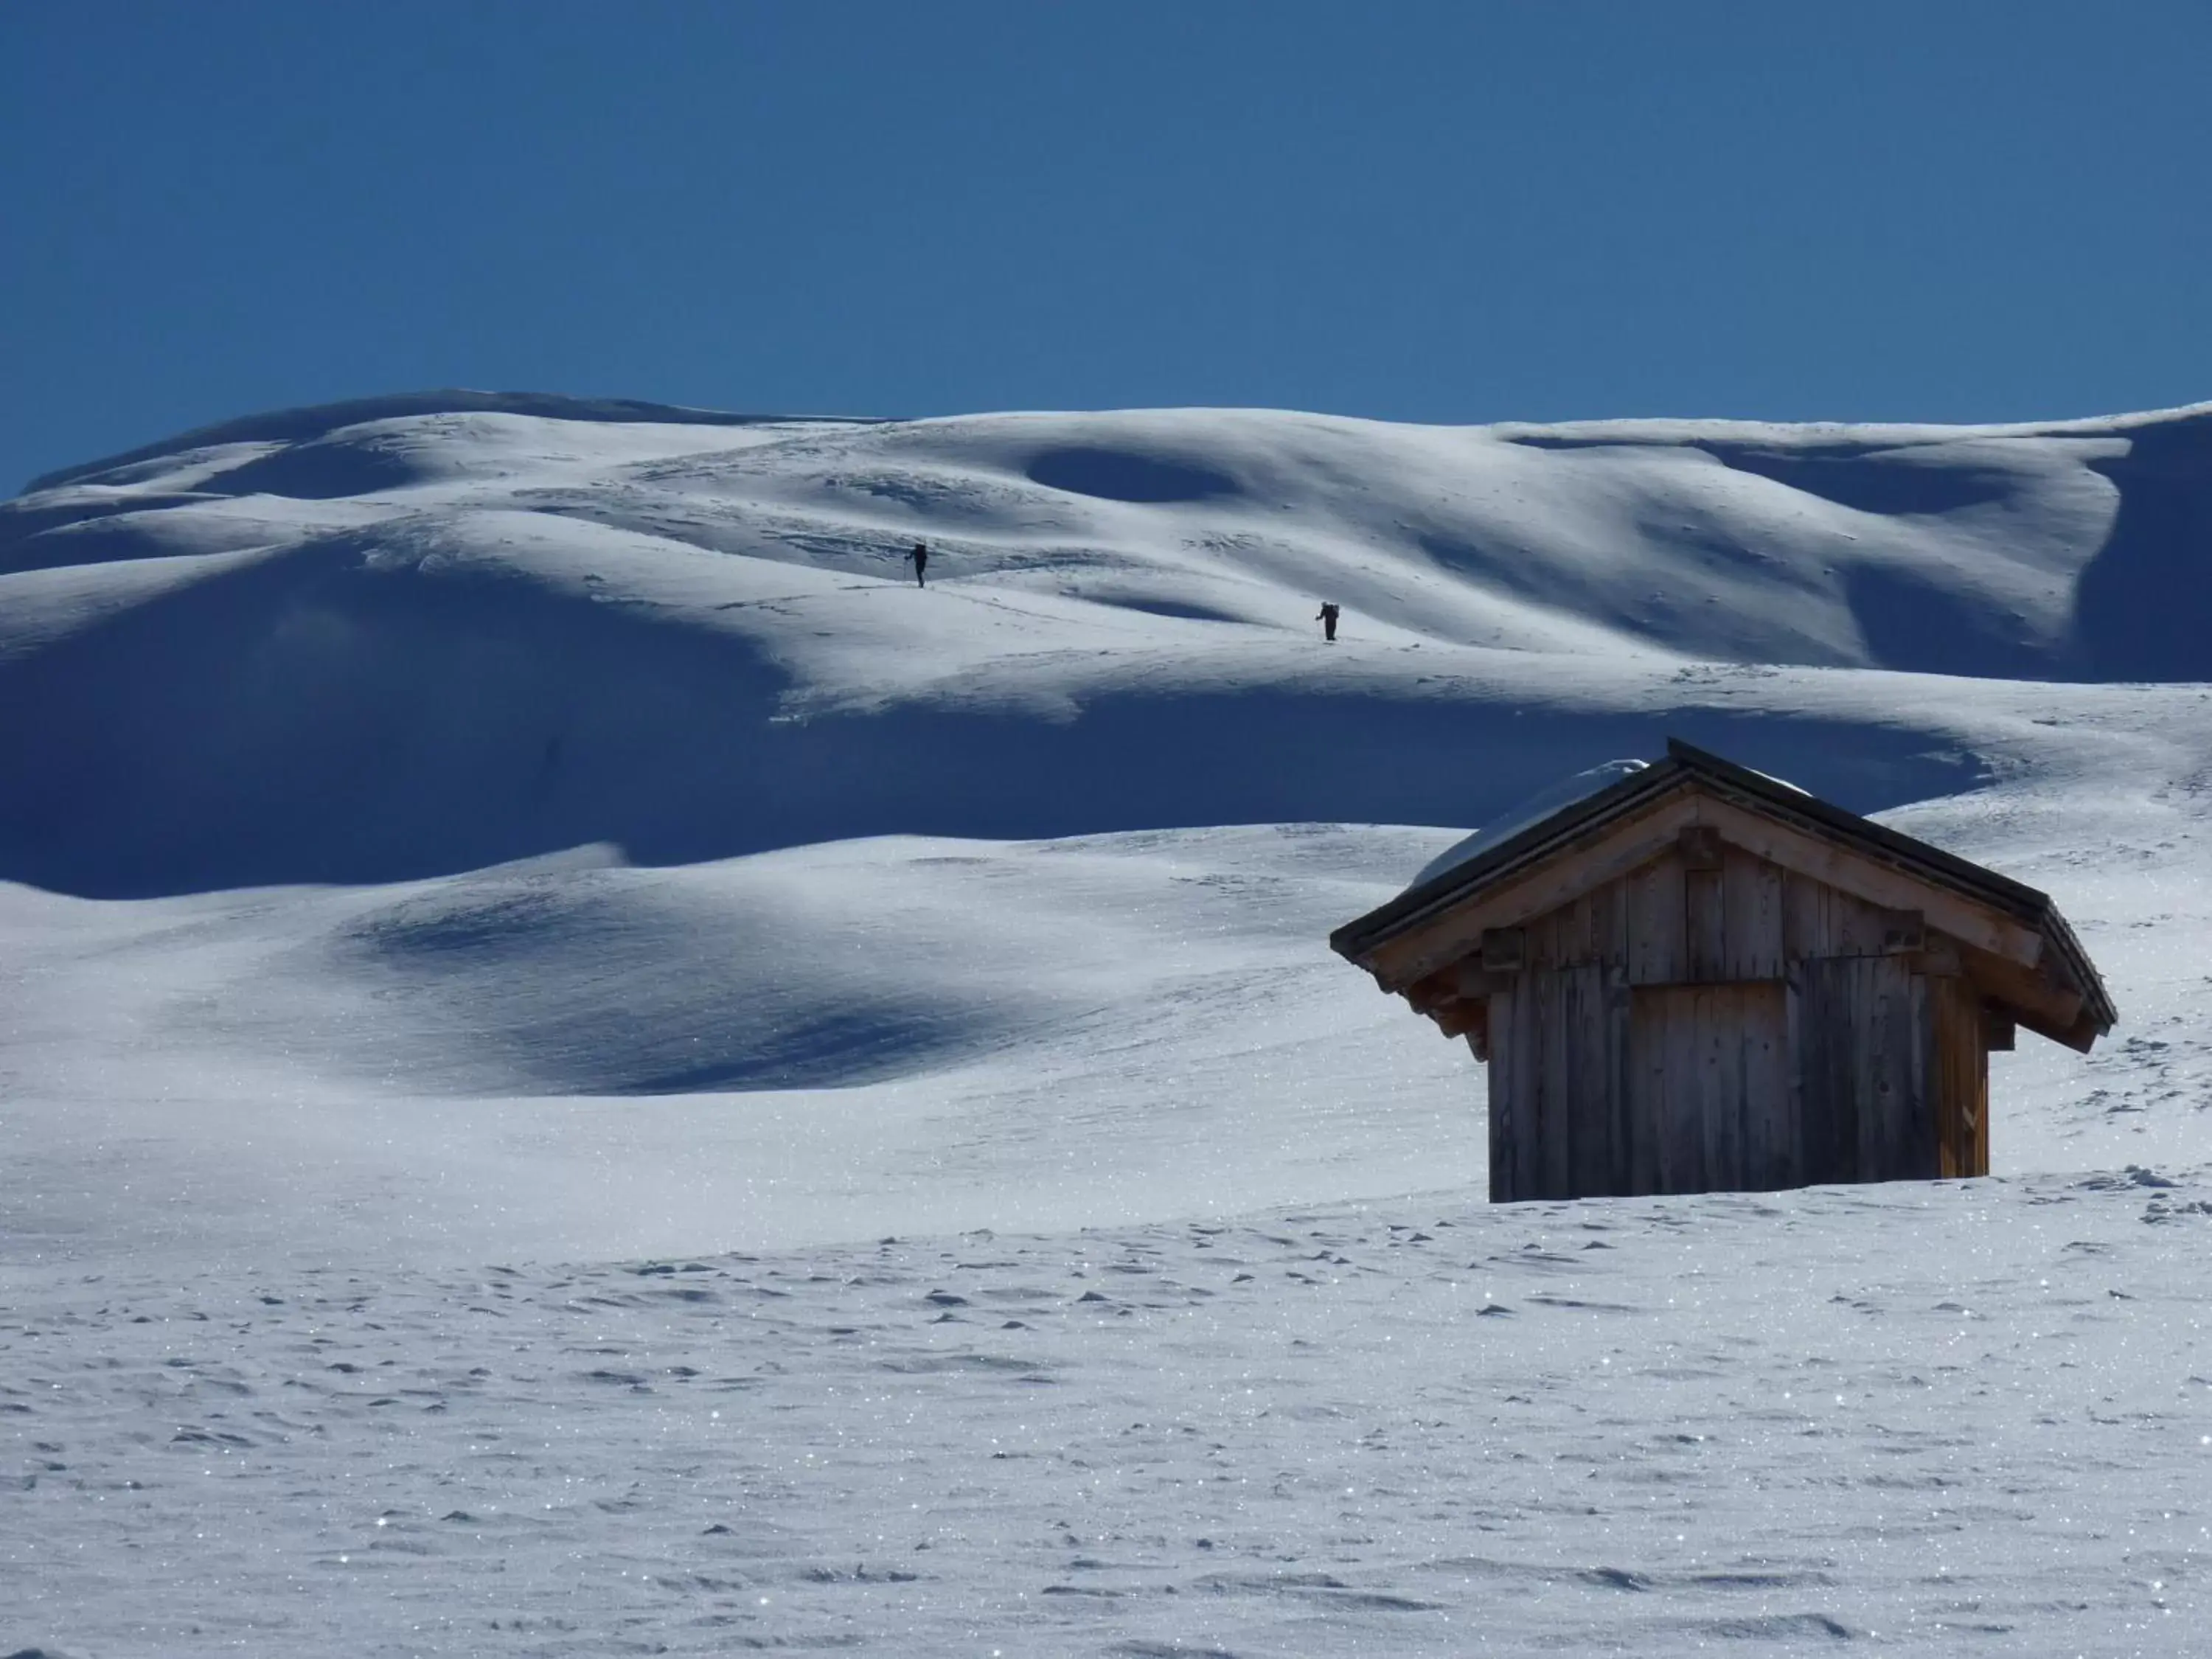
[6,394,2212,1654]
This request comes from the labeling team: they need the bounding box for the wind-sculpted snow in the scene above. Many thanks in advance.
[7,393,2212,1656]
[11,394,2211,892]
[7,748,2211,1273]
[7,1175,2211,1656]
[15,388,866,495]
[0,824,1484,1265]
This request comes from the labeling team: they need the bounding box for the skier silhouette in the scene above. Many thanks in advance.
[910,542,929,587]
[1315,602,1340,642]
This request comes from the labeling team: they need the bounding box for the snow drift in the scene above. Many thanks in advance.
[13,393,2212,895]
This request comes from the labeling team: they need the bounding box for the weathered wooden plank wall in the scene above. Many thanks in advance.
[1794,958,1854,1183]
[1483,844,1976,1201]
[1630,854,1686,984]
[1535,967,1571,1199]
[1882,959,1933,1180]
[1489,984,1520,1203]
[1490,962,1618,1201]
[1742,981,1796,1187]
[1787,956,1937,1185]
[1489,848,1904,981]
[1569,967,1621,1197]
[1686,860,1726,982]
[1723,849,1786,979]
[1930,974,1991,1178]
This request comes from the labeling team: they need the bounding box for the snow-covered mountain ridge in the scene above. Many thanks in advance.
[17,392,2212,680]
[7,392,2212,895]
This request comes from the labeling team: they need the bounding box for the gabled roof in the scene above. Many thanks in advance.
[1332,737,2115,1041]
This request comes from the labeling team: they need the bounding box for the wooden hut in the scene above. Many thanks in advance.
[1330,740,2115,1201]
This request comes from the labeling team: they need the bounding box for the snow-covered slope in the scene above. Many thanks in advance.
[6,393,2212,1656]
[7,396,2212,894]
[1,824,1483,1267]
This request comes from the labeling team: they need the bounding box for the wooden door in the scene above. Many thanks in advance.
[1625,982,1791,1194]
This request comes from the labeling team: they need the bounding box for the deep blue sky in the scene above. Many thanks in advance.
[4,1,2209,491]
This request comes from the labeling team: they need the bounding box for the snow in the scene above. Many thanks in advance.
[1408,759,1649,890]
[8,1173,2212,1654]
[5,392,2212,1655]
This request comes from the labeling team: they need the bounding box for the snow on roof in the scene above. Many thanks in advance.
[1408,759,1651,891]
